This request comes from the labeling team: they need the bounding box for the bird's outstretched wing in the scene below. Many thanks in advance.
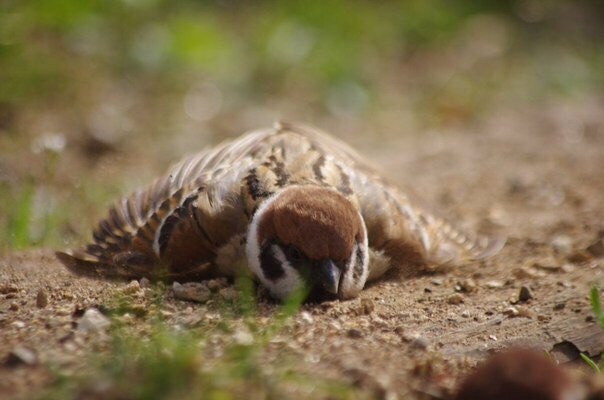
[56,128,278,279]
[277,122,505,279]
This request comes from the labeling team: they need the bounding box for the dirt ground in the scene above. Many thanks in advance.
[1,97,604,399]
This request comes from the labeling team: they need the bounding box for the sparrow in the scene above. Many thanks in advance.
[56,122,504,300]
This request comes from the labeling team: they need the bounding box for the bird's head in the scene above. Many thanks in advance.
[246,185,369,301]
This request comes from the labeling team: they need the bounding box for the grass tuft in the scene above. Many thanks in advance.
[581,286,604,373]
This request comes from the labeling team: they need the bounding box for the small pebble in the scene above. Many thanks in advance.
[551,235,573,254]
[55,307,72,316]
[486,280,504,288]
[400,330,430,350]
[347,328,363,339]
[0,284,19,294]
[299,311,314,324]
[359,298,375,315]
[410,336,429,350]
[11,320,25,329]
[218,287,237,301]
[458,279,477,293]
[4,347,37,367]
[232,327,254,346]
[447,293,464,305]
[207,278,229,291]
[36,289,48,308]
[329,321,342,331]
[172,282,211,303]
[9,302,18,311]
[518,286,533,303]
[78,308,111,333]
[503,306,519,317]
[121,280,142,295]
[553,302,566,311]
[561,264,575,273]
[516,306,534,318]
[532,258,561,271]
[139,277,152,288]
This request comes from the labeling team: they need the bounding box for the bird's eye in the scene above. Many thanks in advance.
[287,246,303,261]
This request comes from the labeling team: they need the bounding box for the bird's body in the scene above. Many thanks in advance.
[57,122,503,300]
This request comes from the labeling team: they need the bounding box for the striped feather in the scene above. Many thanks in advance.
[57,121,504,281]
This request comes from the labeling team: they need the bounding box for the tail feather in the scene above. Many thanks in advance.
[425,215,505,266]
[467,233,506,260]
[55,249,216,281]
[55,250,115,279]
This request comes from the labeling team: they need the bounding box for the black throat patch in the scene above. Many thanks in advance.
[259,244,285,281]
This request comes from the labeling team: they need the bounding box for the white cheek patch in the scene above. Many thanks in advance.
[245,192,278,283]
[246,194,304,300]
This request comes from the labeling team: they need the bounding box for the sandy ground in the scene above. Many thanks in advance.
[1,97,604,399]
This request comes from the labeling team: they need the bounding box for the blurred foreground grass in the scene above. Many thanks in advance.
[1,0,603,252]
[41,279,362,400]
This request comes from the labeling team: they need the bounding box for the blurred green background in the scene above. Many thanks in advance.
[1,0,603,252]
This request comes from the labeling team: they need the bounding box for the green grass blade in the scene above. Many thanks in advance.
[590,286,603,322]
[8,184,34,249]
[581,353,600,373]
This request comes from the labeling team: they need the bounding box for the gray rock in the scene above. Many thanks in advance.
[172,282,211,303]
[139,277,152,288]
[551,235,573,254]
[218,287,237,301]
[447,293,465,305]
[0,284,19,294]
[518,286,533,302]
[78,308,111,332]
[458,278,477,293]
[207,278,229,291]
[232,327,254,345]
[5,347,37,366]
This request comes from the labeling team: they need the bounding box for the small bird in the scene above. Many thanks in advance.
[57,122,503,300]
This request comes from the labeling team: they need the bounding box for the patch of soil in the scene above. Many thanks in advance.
[1,98,604,399]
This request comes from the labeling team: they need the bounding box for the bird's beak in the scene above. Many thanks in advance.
[318,259,341,294]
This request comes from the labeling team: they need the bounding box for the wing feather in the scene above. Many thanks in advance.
[57,122,503,282]
[275,122,505,275]
[57,127,277,279]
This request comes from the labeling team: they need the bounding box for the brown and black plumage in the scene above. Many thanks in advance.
[57,122,504,300]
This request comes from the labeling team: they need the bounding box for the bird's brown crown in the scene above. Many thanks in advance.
[257,186,362,262]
